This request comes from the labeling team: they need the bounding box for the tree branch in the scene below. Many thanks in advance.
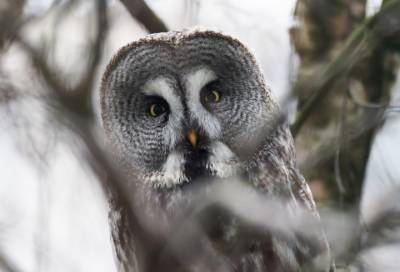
[0,248,21,272]
[119,0,168,33]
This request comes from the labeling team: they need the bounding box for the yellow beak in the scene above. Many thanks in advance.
[187,129,197,148]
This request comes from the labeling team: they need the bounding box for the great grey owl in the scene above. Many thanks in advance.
[100,29,332,272]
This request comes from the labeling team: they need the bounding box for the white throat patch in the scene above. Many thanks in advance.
[143,151,188,189]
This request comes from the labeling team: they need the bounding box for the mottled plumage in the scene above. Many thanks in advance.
[101,29,331,272]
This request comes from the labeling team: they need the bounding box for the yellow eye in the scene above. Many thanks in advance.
[205,90,221,103]
[212,90,220,102]
[148,103,166,117]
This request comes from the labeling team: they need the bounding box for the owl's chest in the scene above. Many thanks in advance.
[194,204,305,272]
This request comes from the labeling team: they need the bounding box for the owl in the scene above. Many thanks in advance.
[100,29,332,272]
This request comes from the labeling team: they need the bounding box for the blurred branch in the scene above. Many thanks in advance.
[0,248,21,272]
[71,0,108,116]
[0,0,25,49]
[15,0,107,117]
[12,1,160,271]
[290,0,400,137]
[0,79,18,104]
[68,116,159,272]
[144,180,328,272]
[15,38,68,94]
[299,107,385,177]
[119,0,168,33]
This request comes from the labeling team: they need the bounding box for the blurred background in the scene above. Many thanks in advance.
[0,0,399,271]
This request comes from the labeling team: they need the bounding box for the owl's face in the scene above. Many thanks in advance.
[100,30,287,233]
[101,31,278,191]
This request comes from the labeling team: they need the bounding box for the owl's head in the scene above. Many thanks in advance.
[100,32,330,269]
[101,30,281,192]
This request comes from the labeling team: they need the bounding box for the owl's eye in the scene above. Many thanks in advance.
[201,81,222,104]
[148,103,166,117]
[147,97,168,118]
[205,90,221,103]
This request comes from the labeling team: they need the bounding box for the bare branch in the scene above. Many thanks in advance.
[119,0,168,33]
[0,248,21,272]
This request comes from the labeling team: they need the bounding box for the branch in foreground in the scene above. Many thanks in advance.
[0,247,21,272]
[12,1,158,271]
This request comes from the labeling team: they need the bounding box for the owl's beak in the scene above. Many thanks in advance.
[187,128,198,148]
